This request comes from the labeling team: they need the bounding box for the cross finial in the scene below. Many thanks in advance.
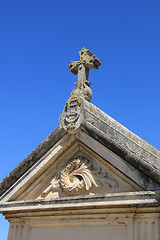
[68,47,101,101]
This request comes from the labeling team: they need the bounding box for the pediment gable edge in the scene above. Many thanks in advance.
[77,131,160,191]
[0,133,78,202]
[81,114,160,185]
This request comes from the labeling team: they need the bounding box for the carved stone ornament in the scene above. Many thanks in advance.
[62,97,82,133]
[68,47,101,102]
[41,156,118,197]
[59,48,101,134]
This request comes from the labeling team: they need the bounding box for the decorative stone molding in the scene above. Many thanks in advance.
[41,156,118,197]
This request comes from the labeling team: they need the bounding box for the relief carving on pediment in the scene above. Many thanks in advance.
[41,156,118,197]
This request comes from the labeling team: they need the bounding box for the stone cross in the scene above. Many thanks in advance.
[68,48,101,101]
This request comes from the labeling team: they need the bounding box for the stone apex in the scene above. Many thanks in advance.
[59,48,102,134]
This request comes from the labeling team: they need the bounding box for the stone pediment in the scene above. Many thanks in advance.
[1,129,159,203]
[0,99,160,204]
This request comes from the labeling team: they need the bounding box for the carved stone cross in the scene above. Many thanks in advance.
[68,48,101,101]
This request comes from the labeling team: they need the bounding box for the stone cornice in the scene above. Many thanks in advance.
[1,191,160,221]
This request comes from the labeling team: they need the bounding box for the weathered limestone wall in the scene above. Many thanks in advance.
[7,217,159,240]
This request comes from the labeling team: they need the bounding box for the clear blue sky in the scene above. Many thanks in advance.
[0,0,160,238]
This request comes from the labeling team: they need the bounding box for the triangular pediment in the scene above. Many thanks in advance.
[1,130,159,204]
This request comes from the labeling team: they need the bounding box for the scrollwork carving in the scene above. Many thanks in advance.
[41,156,118,197]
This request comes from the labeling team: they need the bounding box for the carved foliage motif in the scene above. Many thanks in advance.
[41,156,118,197]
